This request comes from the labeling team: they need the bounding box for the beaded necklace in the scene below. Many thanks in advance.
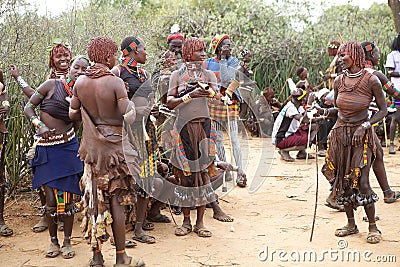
[121,57,146,83]
[181,63,206,83]
[240,61,253,76]
[341,69,366,91]
[53,70,69,79]
[344,69,364,78]
[62,77,74,97]
[364,61,374,69]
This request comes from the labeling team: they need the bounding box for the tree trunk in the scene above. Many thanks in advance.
[389,0,400,33]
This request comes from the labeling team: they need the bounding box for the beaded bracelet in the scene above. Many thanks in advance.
[34,91,45,100]
[30,116,45,128]
[382,81,392,91]
[181,93,192,103]
[2,100,10,107]
[27,102,37,109]
[16,76,29,89]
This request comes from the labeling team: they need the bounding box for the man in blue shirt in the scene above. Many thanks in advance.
[204,34,245,187]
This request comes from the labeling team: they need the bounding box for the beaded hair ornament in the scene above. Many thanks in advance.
[121,37,146,82]
[240,48,250,59]
[46,38,71,54]
[122,37,143,56]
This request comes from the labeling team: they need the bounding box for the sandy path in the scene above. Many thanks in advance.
[1,137,399,266]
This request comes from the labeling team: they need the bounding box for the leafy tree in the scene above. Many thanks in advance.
[388,0,400,33]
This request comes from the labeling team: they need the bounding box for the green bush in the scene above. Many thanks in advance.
[0,0,395,195]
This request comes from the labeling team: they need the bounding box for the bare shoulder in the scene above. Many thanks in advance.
[368,73,381,87]
[37,79,57,93]
[42,79,57,87]
[372,70,388,84]
[110,66,120,76]
[108,74,125,86]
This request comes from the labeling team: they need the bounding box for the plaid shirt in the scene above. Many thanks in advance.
[208,99,239,122]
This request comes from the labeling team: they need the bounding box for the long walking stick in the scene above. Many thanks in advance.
[222,102,231,193]
[278,62,297,99]
[221,80,241,192]
[166,200,178,226]
[306,117,313,164]
[383,117,388,147]
[306,106,318,163]
[310,123,319,242]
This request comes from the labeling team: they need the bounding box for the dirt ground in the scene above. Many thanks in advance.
[0,137,399,267]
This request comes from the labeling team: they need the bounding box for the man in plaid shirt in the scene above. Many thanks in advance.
[204,34,245,187]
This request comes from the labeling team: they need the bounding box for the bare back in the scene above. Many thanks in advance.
[73,74,128,126]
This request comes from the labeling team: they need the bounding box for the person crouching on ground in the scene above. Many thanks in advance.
[272,88,316,162]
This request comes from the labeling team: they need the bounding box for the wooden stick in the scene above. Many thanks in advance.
[222,104,231,193]
[166,200,178,226]
[383,117,388,147]
[338,33,345,44]
[306,117,313,164]
[310,123,319,242]
[278,61,297,99]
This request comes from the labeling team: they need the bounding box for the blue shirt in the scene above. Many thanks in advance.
[204,56,242,101]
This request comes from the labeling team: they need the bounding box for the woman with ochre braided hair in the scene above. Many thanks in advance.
[11,41,72,98]
[72,36,144,267]
[10,40,72,233]
[23,56,89,259]
[46,41,72,80]
[319,42,387,244]
[167,37,219,238]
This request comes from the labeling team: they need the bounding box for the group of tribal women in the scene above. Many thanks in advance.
[0,33,242,266]
[0,31,398,267]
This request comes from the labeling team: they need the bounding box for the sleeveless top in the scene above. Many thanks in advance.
[119,66,153,99]
[40,80,72,122]
[335,69,374,124]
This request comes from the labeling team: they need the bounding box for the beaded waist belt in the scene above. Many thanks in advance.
[35,128,75,146]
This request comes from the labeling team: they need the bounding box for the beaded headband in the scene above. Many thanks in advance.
[328,43,338,49]
[70,54,90,64]
[240,48,250,58]
[46,38,71,54]
[296,90,307,100]
[122,37,143,56]
[362,42,376,52]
